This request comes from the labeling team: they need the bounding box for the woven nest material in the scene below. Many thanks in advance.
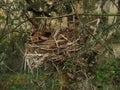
[24,28,84,71]
[24,18,110,73]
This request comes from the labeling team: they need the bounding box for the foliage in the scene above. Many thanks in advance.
[0,0,120,90]
[0,73,35,90]
[0,0,29,72]
[94,58,120,89]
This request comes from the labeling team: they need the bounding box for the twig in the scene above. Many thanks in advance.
[110,0,120,10]
[85,25,113,54]
[0,19,29,41]
[60,34,71,43]
[15,42,24,55]
[24,54,43,56]
[26,44,57,51]
[79,70,88,79]
[3,63,17,73]
[34,13,120,19]
[53,29,62,48]
[51,60,61,75]
[25,13,39,29]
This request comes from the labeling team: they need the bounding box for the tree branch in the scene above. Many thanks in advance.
[34,13,120,19]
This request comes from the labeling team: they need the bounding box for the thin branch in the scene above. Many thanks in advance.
[34,13,120,19]
[15,42,24,55]
[51,60,61,75]
[3,63,17,73]
[0,19,29,41]
[110,0,120,10]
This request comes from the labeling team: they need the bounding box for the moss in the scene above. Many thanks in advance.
[0,73,34,90]
[93,58,120,89]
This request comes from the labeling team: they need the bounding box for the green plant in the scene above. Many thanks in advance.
[94,58,120,89]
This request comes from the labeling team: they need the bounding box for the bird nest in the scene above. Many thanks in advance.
[24,19,111,75]
[24,27,84,72]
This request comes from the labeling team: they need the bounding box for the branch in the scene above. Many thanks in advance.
[0,19,28,41]
[34,13,120,19]
[110,0,120,10]
[25,13,39,29]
